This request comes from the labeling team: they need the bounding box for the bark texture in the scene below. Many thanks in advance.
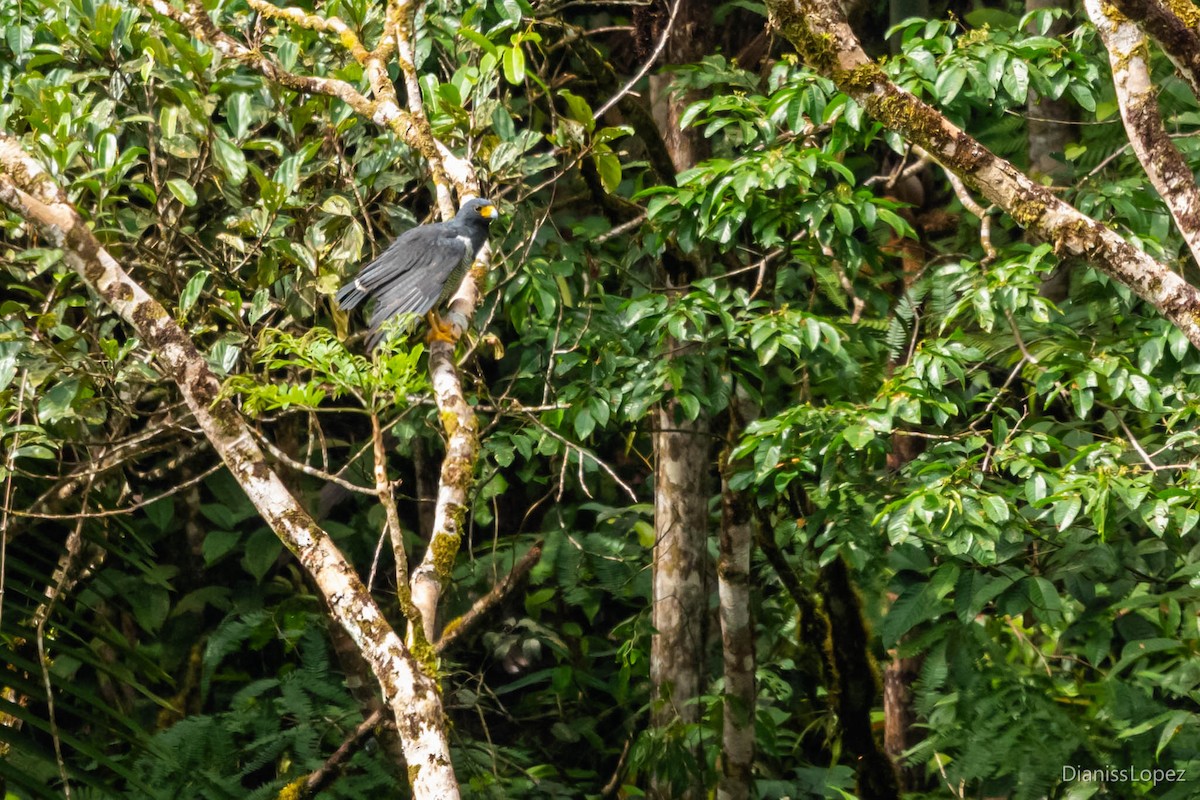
[1087,0,1200,267]
[717,417,755,800]
[764,0,1200,349]
[0,136,461,799]
[651,407,709,799]
[1108,0,1200,98]
[820,559,901,800]
[645,2,716,796]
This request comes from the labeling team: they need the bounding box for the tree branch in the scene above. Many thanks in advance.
[1108,0,1200,98]
[0,134,461,799]
[434,539,544,654]
[764,0,1200,349]
[1087,0,1200,267]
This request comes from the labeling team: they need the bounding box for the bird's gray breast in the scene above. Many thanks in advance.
[438,234,477,303]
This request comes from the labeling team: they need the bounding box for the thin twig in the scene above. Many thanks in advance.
[303,709,387,794]
[593,213,647,244]
[5,462,224,519]
[920,145,996,261]
[592,0,683,121]
[254,429,376,495]
[524,413,638,502]
[434,540,544,653]
[371,412,418,636]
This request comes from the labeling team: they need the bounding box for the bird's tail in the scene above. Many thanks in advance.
[335,279,367,310]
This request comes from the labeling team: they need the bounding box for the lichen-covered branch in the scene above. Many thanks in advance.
[380,0,489,648]
[139,0,412,135]
[764,0,1200,349]
[145,0,493,676]
[1087,0,1200,267]
[0,135,461,800]
[1108,0,1200,98]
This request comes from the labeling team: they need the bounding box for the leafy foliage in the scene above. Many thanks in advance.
[4,0,1200,797]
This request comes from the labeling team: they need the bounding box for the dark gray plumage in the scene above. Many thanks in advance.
[336,198,496,347]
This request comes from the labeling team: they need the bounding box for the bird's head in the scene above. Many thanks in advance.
[459,197,498,224]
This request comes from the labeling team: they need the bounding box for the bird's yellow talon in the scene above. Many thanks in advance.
[425,312,457,343]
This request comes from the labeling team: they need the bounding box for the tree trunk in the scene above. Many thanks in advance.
[651,406,709,799]
[644,1,716,796]
[717,411,755,800]
[883,641,921,788]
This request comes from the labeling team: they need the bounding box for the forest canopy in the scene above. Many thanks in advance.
[1,0,1199,797]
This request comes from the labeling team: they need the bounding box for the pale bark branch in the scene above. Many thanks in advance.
[144,0,492,686]
[0,135,460,800]
[1108,0,1200,98]
[764,0,1200,349]
[1087,0,1200,267]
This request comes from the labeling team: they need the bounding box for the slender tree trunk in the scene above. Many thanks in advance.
[651,406,709,799]
[821,559,901,799]
[717,414,755,800]
[643,1,716,796]
[883,639,921,787]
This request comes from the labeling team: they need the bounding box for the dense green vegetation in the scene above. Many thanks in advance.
[1,0,1198,797]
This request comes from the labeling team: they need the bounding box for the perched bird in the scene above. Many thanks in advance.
[336,197,497,348]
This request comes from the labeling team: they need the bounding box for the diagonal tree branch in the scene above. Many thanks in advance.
[0,134,461,800]
[144,0,494,662]
[1087,0,1200,267]
[764,0,1200,349]
[1108,0,1200,98]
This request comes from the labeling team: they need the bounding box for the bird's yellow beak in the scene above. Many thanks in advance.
[479,203,497,219]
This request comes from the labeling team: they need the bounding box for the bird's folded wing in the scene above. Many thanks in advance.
[366,236,469,341]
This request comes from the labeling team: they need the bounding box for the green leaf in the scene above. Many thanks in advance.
[1157,711,1192,757]
[38,379,80,424]
[1068,82,1096,112]
[1053,494,1081,531]
[574,407,595,439]
[249,287,271,324]
[1028,577,1061,621]
[594,151,622,193]
[321,194,355,216]
[981,495,1008,523]
[559,90,595,133]
[831,203,853,236]
[934,66,966,104]
[180,270,211,314]
[213,135,247,185]
[242,527,283,582]
[503,44,526,84]
[458,26,498,56]
[203,529,240,565]
[1002,59,1029,99]
[843,424,875,449]
[166,177,197,207]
